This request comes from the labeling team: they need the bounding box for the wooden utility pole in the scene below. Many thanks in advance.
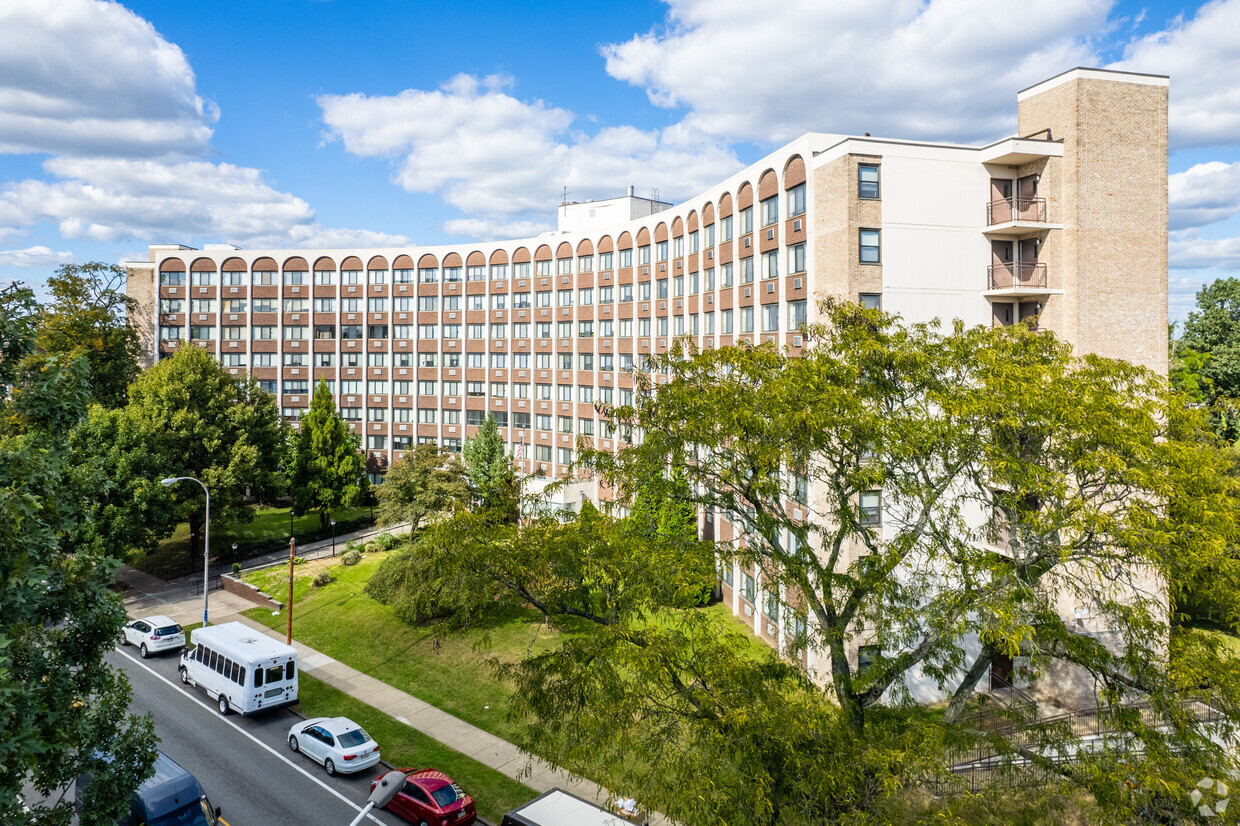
[287,538,296,644]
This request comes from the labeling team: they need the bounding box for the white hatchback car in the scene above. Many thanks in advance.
[288,717,381,776]
[121,615,186,659]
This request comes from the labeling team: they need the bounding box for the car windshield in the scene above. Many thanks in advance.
[430,783,465,808]
[156,625,182,636]
[337,729,370,748]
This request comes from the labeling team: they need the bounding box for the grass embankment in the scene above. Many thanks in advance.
[132,505,371,578]
[297,674,532,822]
[243,550,770,747]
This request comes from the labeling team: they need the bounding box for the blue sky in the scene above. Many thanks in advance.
[2,0,1238,327]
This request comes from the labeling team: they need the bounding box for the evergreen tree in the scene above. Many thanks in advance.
[462,414,518,522]
[288,380,368,530]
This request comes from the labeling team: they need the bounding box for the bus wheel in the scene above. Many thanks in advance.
[218,695,229,715]
[179,667,190,685]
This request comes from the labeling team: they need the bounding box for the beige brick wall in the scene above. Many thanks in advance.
[810,154,883,312]
[126,262,157,368]
[1018,77,1169,376]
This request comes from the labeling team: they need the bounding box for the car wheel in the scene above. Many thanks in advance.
[120,632,129,646]
[324,758,336,777]
[218,695,229,715]
[418,820,430,826]
[288,735,300,753]
[179,667,189,685]
[139,643,149,659]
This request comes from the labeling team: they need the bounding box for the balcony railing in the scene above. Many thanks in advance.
[987,196,1047,225]
[988,262,1047,291]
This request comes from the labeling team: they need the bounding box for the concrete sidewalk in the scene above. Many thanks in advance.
[117,565,638,815]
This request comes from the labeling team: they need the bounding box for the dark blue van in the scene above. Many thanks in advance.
[78,751,226,826]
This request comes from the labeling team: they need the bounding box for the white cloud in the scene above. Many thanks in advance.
[1169,228,1240,270]
[0,246,74,268]
[601,0,1106,145]
[0,158,406,249]
[1110,0,1240,149]
[1169,161,1240,230]
[318,73,740,234]
[0,0,215,158]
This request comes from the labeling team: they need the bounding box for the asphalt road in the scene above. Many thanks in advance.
[110,645,408,826]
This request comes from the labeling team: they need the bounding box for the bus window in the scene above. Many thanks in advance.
[285,661,295,681]
[265,665,283,684]
[255,668,263,688]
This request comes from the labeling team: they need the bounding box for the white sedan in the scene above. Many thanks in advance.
[121,615,185,659]
[287,717,381,776]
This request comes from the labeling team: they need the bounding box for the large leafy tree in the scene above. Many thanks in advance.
[374,442,467,535]
[0,288,157,824]
[1176,277,1240,440]
[288,380,368,531]
[71,344,286,562]
[462,414,518,522]
[369,305,1240,823]
[37,262,142,409]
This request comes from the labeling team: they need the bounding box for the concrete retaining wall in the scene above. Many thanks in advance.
[220,573,283,611]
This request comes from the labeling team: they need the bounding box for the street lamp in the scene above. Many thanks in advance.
[161,476,210,627]
[347,770,407,826]
[331,519,337,557]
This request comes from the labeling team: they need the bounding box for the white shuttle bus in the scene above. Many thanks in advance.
[179,621,298,716]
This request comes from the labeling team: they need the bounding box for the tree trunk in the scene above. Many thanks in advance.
[319,509,329,532]
[187,513,202,573]
[943,643,995,724]
[827,638,864,732]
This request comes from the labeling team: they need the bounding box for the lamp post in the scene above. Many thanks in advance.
[161,476,210,627]
[331,519,337,557]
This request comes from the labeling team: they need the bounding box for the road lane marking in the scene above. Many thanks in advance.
[116,648,387,825]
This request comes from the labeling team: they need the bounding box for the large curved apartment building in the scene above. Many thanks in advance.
[127,68,1168,683]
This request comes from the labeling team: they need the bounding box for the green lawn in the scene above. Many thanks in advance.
[296,674,533,822]
[243,552,569,744]
[131,504,372,577]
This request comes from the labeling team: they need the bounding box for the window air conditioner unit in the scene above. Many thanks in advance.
[743,605,753,616]
[744,238,751,248]
[794,277,802,289]
[767,229,775,240]
[793,219,802,232]
[767,623,778,637]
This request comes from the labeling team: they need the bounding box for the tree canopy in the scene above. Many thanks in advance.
[71,344,286,563]
[288,380,368,531]
[373,442,467,534]
[462,414,518,522]
[0,288,157,824]
[368,305,1240,824]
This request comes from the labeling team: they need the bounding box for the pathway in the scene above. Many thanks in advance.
[117,564,659,820]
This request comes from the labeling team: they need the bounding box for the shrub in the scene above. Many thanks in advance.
[231,563,242,578]
[374,532,398,550]
[364,542,380,554]
[343,540,358,554]
[312,569,332,587]
[293,556,307,565]
[341,549,362,566]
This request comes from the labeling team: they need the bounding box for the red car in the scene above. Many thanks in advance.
[370,768,476,826]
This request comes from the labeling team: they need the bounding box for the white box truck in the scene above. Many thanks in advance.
[179,621,298,716]
[500,788,648,826]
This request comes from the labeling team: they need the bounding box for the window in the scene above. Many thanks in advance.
[721,215,733,242]
[313,297,335,313]
[222,353,246,367]
[251,270,276,286]
[599,319,613,338]
[742,573,755,603]
[367,407,387,422]
[417,380,437,396]
[368,297,387,312]
[490,382,507,397]
[368,269,387,285]
[557,321,571,339]
[787,183,806,217]
[490,264,508,280]
[557,258,572,275]
[341,325,363,340]
[283,352,308,366]
[579,353,594,371]
[599,252,614,271]
[858,645,881,675]
[741,258,754,284]
[578,385,593,403]
[252,326,277,340]
[788,300,808,331]
[722,262,733,288]
[340,270,361,285]
[762,304,779,333]
[160,326,183,340]
[283,270,307,285]
[443,267,462,283]
[739,206,753,235]
[190,270,216,286]
[159,270,186,286]
[578,321,593,338]
[620,284,633,303]
[619,319,633,338]
[314,269,337,285]
[763,589,779,622]
[859,491,881,525]
[190,298,217,313]
[858,229,882,264]
[859,293,882,310]
[579,418,595,436]
[367,435,387,450]
[491,293,507,310]
[341,298,361,313]
[558,416,573,433]
[789,244,808,275]
[557,290,573,307]
[367,352,386,367]
[656,241,668,261]
[491,323,507,339]
[159,298,184,313]
[859,164,880,199]
[282,380,308,394]
[578,287,593,306]
[316,352,336,367]
[657,279,668,299]
[722,309,734,334]
[740,307,754,333]
[705,312,715,334]
[618,248,632,268]
[761,196,778,227]
[674,276,684,297]
[367,325,388,339]
[340,381,362,395]
[418,296,439,312]
[536,414,552,431]
[253,353,275,367]
[762,251,779,280]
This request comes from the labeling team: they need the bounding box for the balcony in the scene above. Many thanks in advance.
[988,196,1045,225]
[986,262,1057,298]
